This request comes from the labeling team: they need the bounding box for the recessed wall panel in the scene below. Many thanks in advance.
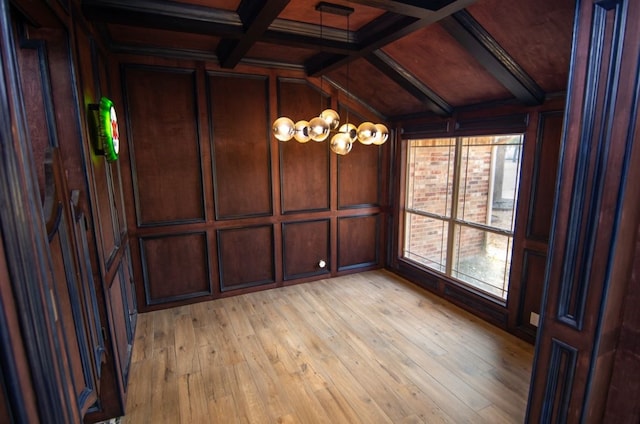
[278,79,330,213]
[140,232,211,304]
[337,105,382,208]
[283,219,330,280]
[338,214,380,270]
[209,73,272,219]
[528,111,563,241]
[124,65,205,226]
[217,225,275,291]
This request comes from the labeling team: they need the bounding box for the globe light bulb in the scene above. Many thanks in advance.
[309,116,330,142]
[330,132,353,155]
[272,117,295,141]
[320,109,340,130]
[373,124,389,145]
[339,123,358,143]
[293,120,311,143]
[357,122,378,145]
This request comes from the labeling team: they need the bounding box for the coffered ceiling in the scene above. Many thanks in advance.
[82,0,576,119]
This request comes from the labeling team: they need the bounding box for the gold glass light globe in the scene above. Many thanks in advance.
[357,122,378,145]
[330,132,353,155]
[272,117,295,141]
[308,116,330,142]
[293,120,312,143]
[373,124,389,145]
[320,109,340,130]
[339,123,358,143]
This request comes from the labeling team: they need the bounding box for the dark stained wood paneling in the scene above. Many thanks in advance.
[528,111,563,242]
[14,38,51,203]
[209,73,272,219]
[218,225,275,291]
[75,28,118,265]
[528,0,640,421]
[119,247,137,333]
[603,226,640,422]
[124,65,205,226]
[515,250,546,338]
[278,78,330,213]
[107,271,131,387]
[282,219,330,280]
[338,144,381,207]
[337,105,382,208]
[338,214,379,270]
[108,24,220,52]
[507,107,563,342]
[140,232,211,304]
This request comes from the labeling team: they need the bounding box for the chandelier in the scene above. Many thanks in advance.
[271,2,389,155]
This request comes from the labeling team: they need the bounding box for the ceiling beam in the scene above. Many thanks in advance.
[366,50,453,116]
[439,10,545,105]
[217,0,291,69]
[304,0,476,76]
[346,0,458,17]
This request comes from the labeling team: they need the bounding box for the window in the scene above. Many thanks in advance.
[403,135,523,300]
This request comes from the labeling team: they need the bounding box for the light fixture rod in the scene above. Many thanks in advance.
[315,2,354,16]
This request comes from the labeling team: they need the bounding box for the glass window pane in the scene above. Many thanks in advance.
[403,212,448,273]
[457,135,523,232]
[406,138,455,217]
[451,224,513,300]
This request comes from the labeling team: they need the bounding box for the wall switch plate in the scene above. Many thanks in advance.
[530,312,540,327]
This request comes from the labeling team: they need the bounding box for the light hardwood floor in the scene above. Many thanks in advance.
[122,270,533,424]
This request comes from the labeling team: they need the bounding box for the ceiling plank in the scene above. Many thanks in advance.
[366,50,452,116]
[217,0,291,69]
[304,0,476,76]
[439,10,545,105]
[82,0,242,37]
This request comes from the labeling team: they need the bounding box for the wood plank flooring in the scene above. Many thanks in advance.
[122,270,533,423]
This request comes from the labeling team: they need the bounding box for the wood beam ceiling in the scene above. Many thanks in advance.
[82,0,547,110]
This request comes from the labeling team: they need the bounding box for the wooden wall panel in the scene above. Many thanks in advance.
[74,28,118,265]
[515,250,547,338]
[528,0,640,421]
[107,271,131,387]
[507,108,564,341]
[337,104,382,208]
[140,232,211,304]
[282,219,330,280]
[338,215,380,271]
[209,73,272,219]
[218,225,275,291]
[124,65,205,226]
[278,78,330,213]
[527,111,563,241]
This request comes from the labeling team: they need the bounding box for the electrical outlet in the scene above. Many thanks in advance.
[530,312,540,327]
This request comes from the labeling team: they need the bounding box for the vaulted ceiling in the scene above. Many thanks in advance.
[82,0,576,120]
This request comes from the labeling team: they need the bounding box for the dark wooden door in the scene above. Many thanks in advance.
[527,0,640,421]
[12,11,105,418]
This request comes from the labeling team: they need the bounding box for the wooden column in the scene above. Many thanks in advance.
[527,0,640,422]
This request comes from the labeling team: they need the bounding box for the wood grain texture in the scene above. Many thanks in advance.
[124,65,205,226]
[140,232,211,304]
[217,225,275,291]
[209,73,272,219]
[278,79,330,213]
[338,214,379,270]
[282,219,330,280]
[123,270,533,423]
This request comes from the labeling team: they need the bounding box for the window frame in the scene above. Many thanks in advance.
[401,134,524,302]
